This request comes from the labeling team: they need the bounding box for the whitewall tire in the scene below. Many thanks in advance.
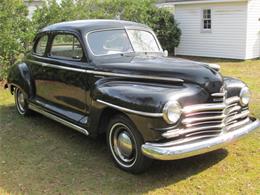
[107,114,153,174]
[14,87,31,116]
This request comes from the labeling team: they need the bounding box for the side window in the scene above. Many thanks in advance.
[50,34,83,60]
[202,9,212,32]
[35,35,48,56]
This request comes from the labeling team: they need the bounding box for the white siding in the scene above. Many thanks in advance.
[27,5,37,19]
[245,0,260,59]
[24,1,43,19]
[175,2,248,59]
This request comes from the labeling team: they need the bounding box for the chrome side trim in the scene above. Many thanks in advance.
[27,60,184,83]
[28,103,89,136]
[27,60,89,73]
[90,70,184,82]
[97,99,163,117]
[142,118,260,160]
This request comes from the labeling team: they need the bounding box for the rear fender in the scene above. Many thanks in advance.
[7,62,34,97]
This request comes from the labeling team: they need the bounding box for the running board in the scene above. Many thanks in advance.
[28,103,89,136]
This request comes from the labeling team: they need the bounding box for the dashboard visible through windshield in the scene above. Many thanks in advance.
[86,29,161,56]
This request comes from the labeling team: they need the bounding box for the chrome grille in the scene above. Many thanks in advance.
[212,92,225,102]
[162,93,250,145]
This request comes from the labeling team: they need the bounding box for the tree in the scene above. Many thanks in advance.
[145,7,181,53]
[32,0,78,31]
[32,0,181,54]
[0,0,33,80]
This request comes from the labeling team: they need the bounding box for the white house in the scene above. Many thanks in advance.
[24,0,43,19]
[158,0,260,59]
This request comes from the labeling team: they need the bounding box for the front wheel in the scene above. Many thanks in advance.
[14,87,31,116]
[107,115,153,174]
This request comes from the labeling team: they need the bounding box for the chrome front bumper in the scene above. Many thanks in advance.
[142,118,260,160]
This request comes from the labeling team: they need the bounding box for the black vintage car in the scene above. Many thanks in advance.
[5,20,260,173]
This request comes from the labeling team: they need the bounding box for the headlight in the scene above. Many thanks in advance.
[163,101,182,124]
[240,87,251,106]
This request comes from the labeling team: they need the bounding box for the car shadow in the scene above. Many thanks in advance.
[0,104,228,194]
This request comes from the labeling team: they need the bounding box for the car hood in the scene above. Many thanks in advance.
[94,55,223,93]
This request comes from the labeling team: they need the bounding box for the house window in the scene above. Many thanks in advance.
[202,9,211,31]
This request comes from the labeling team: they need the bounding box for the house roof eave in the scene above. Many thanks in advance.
[158,0,248,5]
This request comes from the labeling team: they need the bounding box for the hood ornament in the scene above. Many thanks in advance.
[208,63,221,71]
[220,85,228,102]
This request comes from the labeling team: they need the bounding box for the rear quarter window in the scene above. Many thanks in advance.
[35,35,48,56]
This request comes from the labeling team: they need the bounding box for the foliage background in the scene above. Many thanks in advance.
[0,0,181,80]
[0,0,34,80]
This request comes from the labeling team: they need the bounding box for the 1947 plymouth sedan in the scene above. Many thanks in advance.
[5,20,260,173]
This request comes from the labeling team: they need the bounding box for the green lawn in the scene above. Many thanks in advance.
[0,57,260,195]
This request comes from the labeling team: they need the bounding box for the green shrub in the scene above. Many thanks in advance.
[0,0,34,80]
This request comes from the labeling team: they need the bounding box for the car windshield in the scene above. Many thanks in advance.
[87,29,161,56]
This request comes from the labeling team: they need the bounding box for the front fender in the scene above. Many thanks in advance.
[7,62,34,97]
[90,77,248,141]
[92,79,208,113]
[89,79,209,141]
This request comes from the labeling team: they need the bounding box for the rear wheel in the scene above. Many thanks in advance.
[107,114,153,174]
[14,87,31,116]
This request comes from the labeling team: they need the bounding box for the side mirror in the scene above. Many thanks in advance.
[163,50,168,57]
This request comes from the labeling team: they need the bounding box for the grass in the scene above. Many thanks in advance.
[0,57,260,195]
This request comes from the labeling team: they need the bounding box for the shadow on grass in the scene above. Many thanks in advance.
[0,104,228,194]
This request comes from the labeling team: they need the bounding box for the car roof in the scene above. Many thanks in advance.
[40,19,150,34]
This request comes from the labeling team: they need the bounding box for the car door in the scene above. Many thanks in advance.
[30,31,90,123]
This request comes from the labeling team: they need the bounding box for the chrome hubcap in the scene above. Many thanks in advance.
[109,123,137,167]
[17,89,25,112]
[117,131,133,158]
